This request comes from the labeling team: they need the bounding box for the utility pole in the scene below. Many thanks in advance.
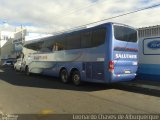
[21,25,23,44]
[21,25,25,58]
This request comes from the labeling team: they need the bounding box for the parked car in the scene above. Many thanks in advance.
[14,58,23,71]
[2,61,13,66]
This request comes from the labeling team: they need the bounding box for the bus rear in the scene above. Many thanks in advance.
[109,24,138,82]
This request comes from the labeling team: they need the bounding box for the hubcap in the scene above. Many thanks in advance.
[74,75,79,81]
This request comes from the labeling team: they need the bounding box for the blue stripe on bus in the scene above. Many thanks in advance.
[137,64,160,81]
[137,64,160,75]
[136,74,160,81]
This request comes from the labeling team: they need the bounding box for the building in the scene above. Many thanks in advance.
[0,27,52,65]
[0,31,15,64]
[138,25,160,39]
[13,28,27,58]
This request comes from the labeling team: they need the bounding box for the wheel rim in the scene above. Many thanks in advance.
[73,73,80,85]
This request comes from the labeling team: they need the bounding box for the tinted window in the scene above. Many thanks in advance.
[114,25,137,42]
[53,37,67,51]
[25,28,107,51]
[67,34,81,50]
[92,28,106,47]
[81,31,92,48]
[27,41,44,51]
[42,38,54,52]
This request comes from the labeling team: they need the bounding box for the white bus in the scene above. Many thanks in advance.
[137,25,160,81]
[137,36,160,81]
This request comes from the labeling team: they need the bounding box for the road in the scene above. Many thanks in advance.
[0,66,159,114]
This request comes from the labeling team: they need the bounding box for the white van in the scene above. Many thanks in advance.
[14,58,23,71]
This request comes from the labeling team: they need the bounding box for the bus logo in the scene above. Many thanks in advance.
[115,54,137,59]
[147,40,160,49]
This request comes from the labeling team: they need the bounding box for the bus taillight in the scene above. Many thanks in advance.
[109,60,114,72]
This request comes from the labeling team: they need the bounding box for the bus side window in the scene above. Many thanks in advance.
[52,43,65,51]
[58,44,65,51]
[52,43,58,51]
[66,34,81,50]
[92,28,106,47]
[81,31,92,48]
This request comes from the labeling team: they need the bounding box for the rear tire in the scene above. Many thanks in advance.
[72,70,81,86]
[60,69,69,83]
[25,67,30,76]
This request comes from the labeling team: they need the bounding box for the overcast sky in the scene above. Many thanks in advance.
[0,0,160,33]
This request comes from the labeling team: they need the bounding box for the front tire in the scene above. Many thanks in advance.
[60,69,69,83]
[20,67,22,72]
[14,67,17,71]
[72,70,81,86]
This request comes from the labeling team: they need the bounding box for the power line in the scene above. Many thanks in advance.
[59,0,100,14]
[41,0,106,29]
[53,2,160,34]
[1,0,104,30]
[56,0,107,19]
[85,3,160,26]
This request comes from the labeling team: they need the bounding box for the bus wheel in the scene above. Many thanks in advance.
[60,69,69,83]
[25,67,30,76]
[72,70,81,86]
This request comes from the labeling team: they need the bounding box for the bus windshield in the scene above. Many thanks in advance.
[114,25,137,42]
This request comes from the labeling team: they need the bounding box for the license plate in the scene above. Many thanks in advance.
[125,70,131,74]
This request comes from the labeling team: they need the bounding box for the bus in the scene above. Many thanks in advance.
[137,36,160,81]
[23,22,138,85]
[137,25,160,81]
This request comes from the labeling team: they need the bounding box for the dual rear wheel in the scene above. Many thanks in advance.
[72,70,81,86]
[24,67,81,86]
[60,69,81,86]
[60,69,69,84]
